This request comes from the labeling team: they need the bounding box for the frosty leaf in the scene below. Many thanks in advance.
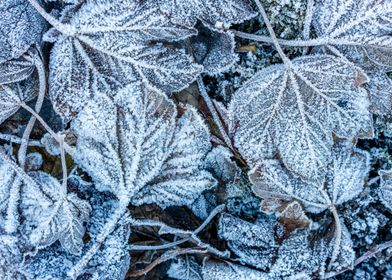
[277,201,312,232]
[202,259,267,280]
[366,71,392,115]
[25,171,91,255]
[218,213,276,270]
[49,0,202,120]
[204,146,240,184]
[379,170,392,211]
[0,76,38,125]
[73,83,215,208]
[0,0,46,63]
[0,235,24,279]
[312,0,392,68]
[157,0,256,28]
[230,55,372,180]
[84,224,131,280]
[327,223,355,272]
[250,141,370,214]
[168,256,203,280]
[191,27,237,75]
[0,48,37,85]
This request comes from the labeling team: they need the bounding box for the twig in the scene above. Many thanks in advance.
[127,248,207,277]
[128,205,229,257]
[253,0,291,66]
[324,240,392,278]
[18,55,46,168]
[0,133,42,147]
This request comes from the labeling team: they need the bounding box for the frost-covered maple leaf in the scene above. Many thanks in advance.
[0,0,46,63]
[250,141,370,214]
[23,171,91,255]
[0,152,90,255]
[230,55,373,181]
[250,141,369,271]
[73,82,215,208]
[45,0,202,120]
[312,0,392,69]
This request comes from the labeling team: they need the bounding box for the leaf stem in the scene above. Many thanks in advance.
[128,205,228,257]
[253,0,291,66]
[324,240,392,278]
[0,133,42,147]
[127,248,208,277]
[328,205,342,271]
[18,55,46,169]
[19,102,73,155]
[302,0,314,55]
[27,0,76,35]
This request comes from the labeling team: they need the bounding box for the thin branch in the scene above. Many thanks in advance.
[127,248,207,278]
[18,55,46,168]
[128,205,228,257]
[324,240,392,278]
[253,0,291,66]
[0,133,42,147]
[59,135,68,194]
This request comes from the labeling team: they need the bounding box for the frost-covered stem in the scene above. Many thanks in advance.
[68,199,130,279]
[19,102,73,155]
[127,248,208,277]
[197,77,233,150]
[27,0,75,35]
[302,0,314,55]
[328,206,342,271]
[129,205,226,253]
[253,0,291,66]
[59,135,68,193]
[18,56,46,168]
[0,133,42,147]
[324,240,392,278]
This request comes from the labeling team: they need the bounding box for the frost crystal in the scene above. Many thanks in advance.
[230,55,373,180]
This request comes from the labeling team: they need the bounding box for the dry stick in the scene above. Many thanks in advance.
[253,0,292,66]
[324,240,392,279]
[18,56,46,168]
[127,248,208,277]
